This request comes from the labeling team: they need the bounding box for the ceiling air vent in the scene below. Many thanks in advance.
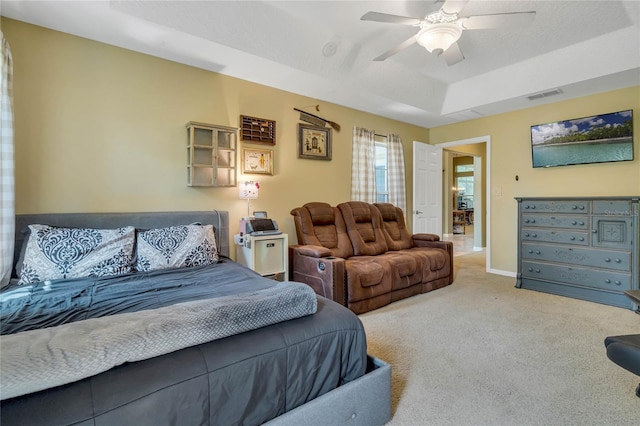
[527,88,563,101]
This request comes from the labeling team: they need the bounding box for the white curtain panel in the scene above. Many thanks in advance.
[387,133,407,213]
[350,127,376,203]
[0,32,15,288]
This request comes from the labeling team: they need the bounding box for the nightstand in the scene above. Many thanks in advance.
[236,233,288,281]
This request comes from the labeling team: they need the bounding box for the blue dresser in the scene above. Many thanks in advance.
[515,197,639,310]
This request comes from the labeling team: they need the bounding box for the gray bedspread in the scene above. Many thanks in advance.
[0,280,317,400]
[1,259,284,335]
[1,211,368,425]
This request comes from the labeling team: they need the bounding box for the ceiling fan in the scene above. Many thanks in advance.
[361,0,535,66]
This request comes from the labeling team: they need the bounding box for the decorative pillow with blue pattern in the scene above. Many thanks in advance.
[135,224,219,272]
[18,225,136,285]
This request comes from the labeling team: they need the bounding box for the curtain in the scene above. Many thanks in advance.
[387,133,406,213]
[350,127,376,203]
[0,31,15,288]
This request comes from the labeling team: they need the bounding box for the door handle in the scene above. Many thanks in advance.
[415,210,424,214]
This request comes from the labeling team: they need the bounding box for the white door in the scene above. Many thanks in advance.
[413,141,443,237]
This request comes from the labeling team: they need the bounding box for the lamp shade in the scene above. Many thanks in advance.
[239,181,259,199]
[416,23,462,54]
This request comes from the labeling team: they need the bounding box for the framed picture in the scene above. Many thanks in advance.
[530,109,633,168]
[298,124,331,161]
[241,148,273,175]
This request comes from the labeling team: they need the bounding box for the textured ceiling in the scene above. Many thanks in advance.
[2,0,639,127]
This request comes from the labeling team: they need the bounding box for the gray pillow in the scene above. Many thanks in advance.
[18,225,136,285]
[135,224,219,272]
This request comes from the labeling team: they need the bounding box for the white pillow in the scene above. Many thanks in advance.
[18,225,135,285]
[135,224,219,272]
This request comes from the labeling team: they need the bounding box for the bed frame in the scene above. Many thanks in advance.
[10,210,392,425]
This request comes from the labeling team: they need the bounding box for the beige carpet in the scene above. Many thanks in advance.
[359,251,640,425]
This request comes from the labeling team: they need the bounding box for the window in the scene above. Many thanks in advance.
[456,164,474,173]
[375,139,388,203]
[351,128,405,210]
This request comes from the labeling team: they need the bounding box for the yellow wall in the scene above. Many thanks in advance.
[3,18,429,254]
[430,86,640,272]
[5,18,639,272]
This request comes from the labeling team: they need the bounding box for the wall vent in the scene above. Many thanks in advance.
[527,88,563,101]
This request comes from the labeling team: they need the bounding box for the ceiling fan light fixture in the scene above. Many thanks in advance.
[417,23,462,54]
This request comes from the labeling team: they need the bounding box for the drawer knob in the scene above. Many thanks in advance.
[535,269,540,273]
[572,221,577,225]
[579,237,584,241]
[525,205,530,209]
[570,236,575,240]
[579,205,585,210]
[524,233,530,237]
[532,233,537,238]
[605,258,611,262]
[531,205,536,209]
[572,205,577,209]
[605,279,611,284]
[579,222,585,225]
[536,250,541,255]
[525,219,529,223]
[528,249,533,253]
[531,219,535,223]
[592,230,597,233]
[615,258,621,263]
[528,268,533,272]
[615,281,622,286]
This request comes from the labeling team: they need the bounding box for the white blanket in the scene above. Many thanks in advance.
[0,281,317,400]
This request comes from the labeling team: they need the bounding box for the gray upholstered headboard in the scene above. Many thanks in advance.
[12,211,229,278]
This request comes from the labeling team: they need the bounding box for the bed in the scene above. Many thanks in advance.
[0,211,391,426]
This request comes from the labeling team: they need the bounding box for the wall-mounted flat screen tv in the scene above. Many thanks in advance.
[531,109,633,168]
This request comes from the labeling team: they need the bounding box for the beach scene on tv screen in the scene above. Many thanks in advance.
[531,110,633,168]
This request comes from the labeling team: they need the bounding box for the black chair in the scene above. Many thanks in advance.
[604,334,640,397]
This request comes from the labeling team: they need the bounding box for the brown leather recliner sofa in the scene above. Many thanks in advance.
[289,201,453,314]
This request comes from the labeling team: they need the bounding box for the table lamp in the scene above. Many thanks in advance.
[239,181,260,217]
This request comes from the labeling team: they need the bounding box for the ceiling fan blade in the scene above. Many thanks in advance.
[458,12,536,30]
[442,42,465,66]
[373,35,418,61]
[441,0,470,15]
[360,11,422,26]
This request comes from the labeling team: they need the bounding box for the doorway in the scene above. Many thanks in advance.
[447,152,478,255]
[436,136,490,271]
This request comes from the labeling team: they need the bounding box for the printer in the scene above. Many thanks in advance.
[239,217,281,236]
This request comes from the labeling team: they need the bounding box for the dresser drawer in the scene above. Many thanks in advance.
[521,243,631,271]
[593,200,632,215]
[521,228,589,245]
[522,261,631,291]
[521,214,588,229]
[521,200,589,214]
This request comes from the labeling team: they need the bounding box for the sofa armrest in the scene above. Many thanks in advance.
[295,245,332,258]
[289,246,347,306]
[412,233,440,242]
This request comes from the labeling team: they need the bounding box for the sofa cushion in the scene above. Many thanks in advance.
[344,257,393,301]
[290,202,353,259]
[379,252,422,289]
[411,247,447,271]
[307,203,336,226]
[338,202,388,256]
[374,203,413,251]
